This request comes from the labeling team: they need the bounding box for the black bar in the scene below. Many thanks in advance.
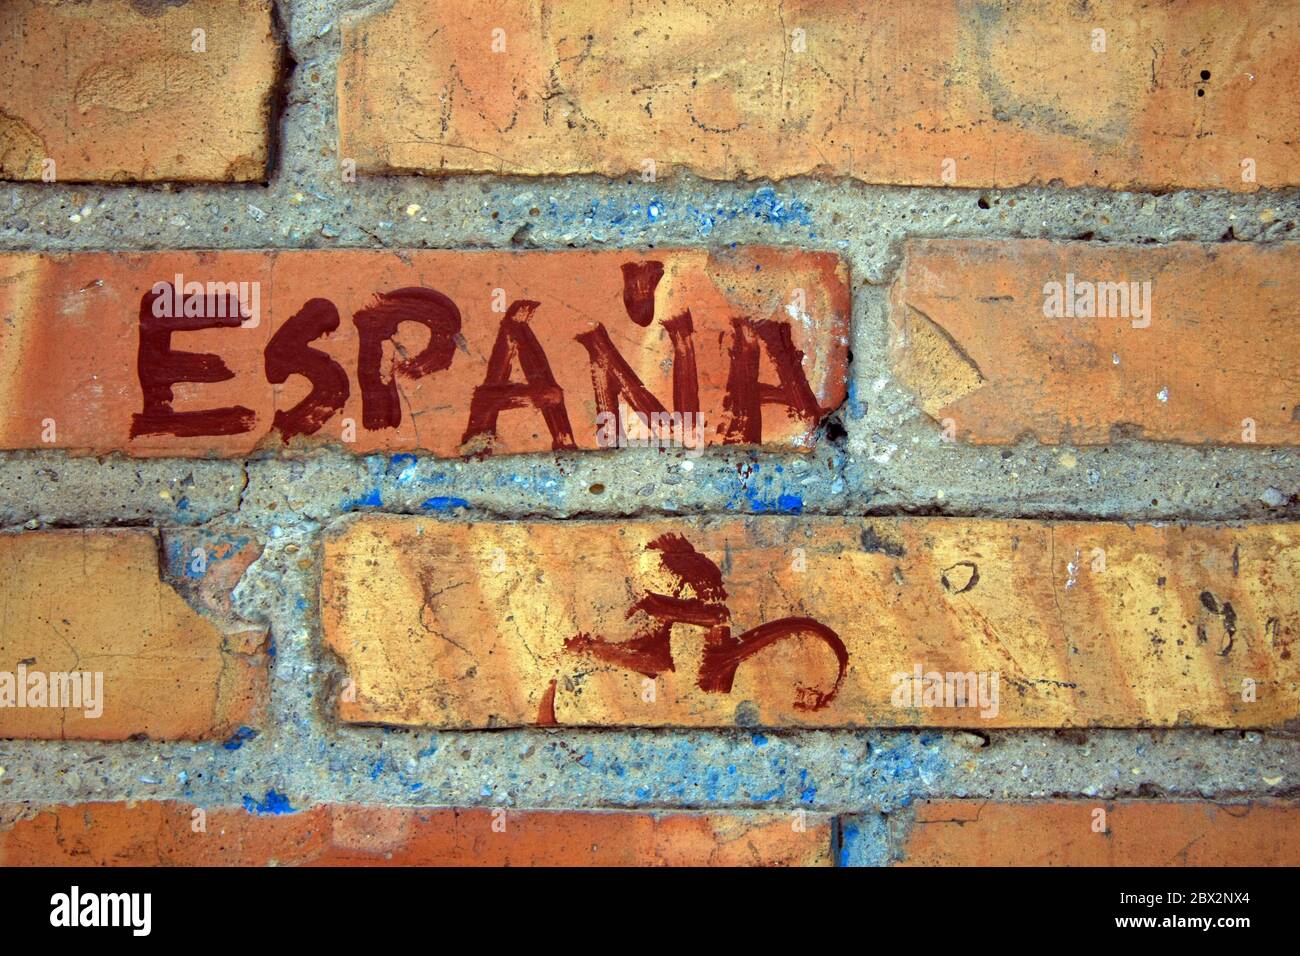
[0,865,1289,942]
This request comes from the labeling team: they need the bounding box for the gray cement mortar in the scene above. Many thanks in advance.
[0,0,1297,847]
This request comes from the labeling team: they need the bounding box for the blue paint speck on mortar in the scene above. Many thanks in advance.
[496,468,565,506]
[837,814,890,867]
[242,790,294,815]
[420,496,470,511]
[520,186,815,241]
[718,462,805,513]
[343,487,382,510]
[846,377,868,420]
[798,768,818,804]
[222,726,259,751]
[745,186,813,228]
[388,453,419,484]
[342,456,389,510]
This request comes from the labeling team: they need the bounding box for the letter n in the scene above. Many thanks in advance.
[574,309,700,431]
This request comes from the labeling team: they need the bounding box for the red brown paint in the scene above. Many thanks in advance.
[719,318,824,445]
[620,261,664,328]
[462,299,577,455]
[355,287,462,432]
[131,288,256,439]
[0,249,849,457]
[134,265,828,452]
[264,298,350,441]
[565,533,848,711]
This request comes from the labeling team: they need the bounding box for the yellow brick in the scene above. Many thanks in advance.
[0,0,283,182]
[339,0,1300,189]
[890,241,1300,445]
[320,516,1300,729]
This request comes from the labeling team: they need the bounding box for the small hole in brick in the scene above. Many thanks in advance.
[1196,88,1205,97]
[589,483,605,495]
[1200,69,1211,80]
[977,196,991,210]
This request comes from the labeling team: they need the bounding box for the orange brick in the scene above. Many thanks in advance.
[0,530,267,741]
[0,803,831,866]
[320,516,1300,729]
[896,801,1300,866]
[0,249,848,457]
[0,0,283,182]
[339,0,1299,189]
[890,241,1300,445]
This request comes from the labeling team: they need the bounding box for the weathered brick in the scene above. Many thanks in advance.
[890,241,1300,445]
[0,0,283,182]
[893,800,1300,866]
[0,530,267,741]
[0,249,848,457]
[0,802,831,866]
[338,0,1300,189]
[320,516,1300,729]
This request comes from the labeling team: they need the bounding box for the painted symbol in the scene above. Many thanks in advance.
[563,533,848,711]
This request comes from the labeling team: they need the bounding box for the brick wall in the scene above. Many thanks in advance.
[1,0,1298,867]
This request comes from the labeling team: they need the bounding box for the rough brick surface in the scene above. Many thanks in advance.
[2,0,1299,872]
[339,0,1300,189]
[0,803,831,866]
[890,241,1300,445]
[0,0,283,182]
[893,800,1300,866]
[0,249,847,457]
[321,515,1300,729]
[0,530,267,740]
